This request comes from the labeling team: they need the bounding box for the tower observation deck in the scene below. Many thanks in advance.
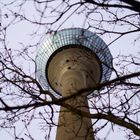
[36,28,112,140]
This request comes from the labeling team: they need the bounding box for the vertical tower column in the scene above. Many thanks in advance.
[56,95,95,140]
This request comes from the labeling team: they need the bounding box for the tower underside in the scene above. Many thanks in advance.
[47,45,101,97]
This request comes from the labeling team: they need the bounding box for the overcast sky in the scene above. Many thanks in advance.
[0,1,140,140]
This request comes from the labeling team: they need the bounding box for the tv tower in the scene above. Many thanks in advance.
[36,28,112,140]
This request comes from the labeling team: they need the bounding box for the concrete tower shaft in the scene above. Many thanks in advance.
[56,96,95,140]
